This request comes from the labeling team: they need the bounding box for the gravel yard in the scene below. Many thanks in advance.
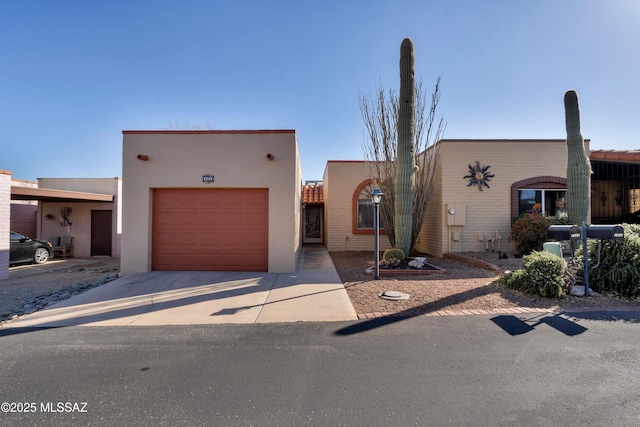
[0,258,120,322]
[330,251,640,315]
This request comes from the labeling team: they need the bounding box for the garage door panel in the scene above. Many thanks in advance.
[174,212,201,225]
[153,189,268,271]
[155,234,177,248]
[224,192,252,207]
[156,211,177,225]
[221,254,245,268]
[244,233,267,246]
[245,211,268,225]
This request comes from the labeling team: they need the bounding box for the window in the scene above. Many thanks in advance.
[352,180,385,234]
[511,176,567,220]
[357,182,375,228]
[518,189,567,217]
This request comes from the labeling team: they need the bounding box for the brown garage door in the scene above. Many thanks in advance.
[153,188,268,271]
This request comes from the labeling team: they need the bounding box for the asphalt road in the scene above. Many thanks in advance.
[1,311,639,426]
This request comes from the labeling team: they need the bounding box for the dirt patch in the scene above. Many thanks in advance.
[0,259,120,321]
[330,251,640,315]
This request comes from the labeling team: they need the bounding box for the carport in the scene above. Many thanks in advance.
[1,176,118,280]
[11,186,113,203]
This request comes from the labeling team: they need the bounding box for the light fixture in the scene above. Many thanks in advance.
[371,187,383,205]
[371,187,384,280]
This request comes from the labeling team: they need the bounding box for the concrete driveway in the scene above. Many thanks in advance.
[5,245,357,328]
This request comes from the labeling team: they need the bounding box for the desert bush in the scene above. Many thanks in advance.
[510,213,552,256]
[383,247,406,263]
[588,223,640,298]
[503,250,566,298]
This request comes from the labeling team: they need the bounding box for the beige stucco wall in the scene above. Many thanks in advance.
[417,150,443,257]
[322,161,392,252]
[37,178,122,258]
[417,139,584,257]
[121,130,301,275]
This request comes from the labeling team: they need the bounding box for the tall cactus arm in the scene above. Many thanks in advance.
[564,90,591,225]
[395,38,416,256]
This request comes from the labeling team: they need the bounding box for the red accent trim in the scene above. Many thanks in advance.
[439,138,590,144]
[444,253,504,272]
[326,160,367,164]
[511,176,567,219]
[590,150,640,163]
[352,179,387,235]
[122,129,296,135]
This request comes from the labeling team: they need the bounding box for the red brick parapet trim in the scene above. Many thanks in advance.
[356,306,640,319]
[444,253,505,273]
[364,265,446,276]
[357,307,557,319]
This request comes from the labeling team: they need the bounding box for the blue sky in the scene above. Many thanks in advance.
[3,0,639,182]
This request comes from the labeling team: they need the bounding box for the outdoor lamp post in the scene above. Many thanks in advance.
[371,187,384,280]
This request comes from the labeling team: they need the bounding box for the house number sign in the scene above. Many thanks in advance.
[202,174,214,184]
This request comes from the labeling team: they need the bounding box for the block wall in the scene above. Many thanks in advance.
[422,140,572,256]
[323,161,392,252]
[0,170,12,280]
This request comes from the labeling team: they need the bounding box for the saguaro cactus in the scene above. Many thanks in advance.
[395,38,416,257]
[564,90,591,225]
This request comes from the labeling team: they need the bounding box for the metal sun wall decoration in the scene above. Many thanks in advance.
[464,161,494,191]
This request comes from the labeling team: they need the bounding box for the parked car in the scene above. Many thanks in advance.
[9,231,54,265]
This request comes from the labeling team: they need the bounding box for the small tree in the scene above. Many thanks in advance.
[360,40,445,255]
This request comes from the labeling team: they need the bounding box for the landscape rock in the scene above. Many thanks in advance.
[408,257,427,268]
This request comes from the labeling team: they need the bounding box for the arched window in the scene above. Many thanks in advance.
[511,176,567,219]
[352,179,386,234]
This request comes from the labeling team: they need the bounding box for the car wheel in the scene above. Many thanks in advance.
[34,248,50,264]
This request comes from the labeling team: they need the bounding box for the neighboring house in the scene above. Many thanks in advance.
[322,140,584,256]
[120,130,302,275]
[10,178,38,238]
[589,150,640,225]
[1,173,122,279]
[35,178,122,258]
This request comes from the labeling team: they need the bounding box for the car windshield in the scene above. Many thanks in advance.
[10,232,26,241]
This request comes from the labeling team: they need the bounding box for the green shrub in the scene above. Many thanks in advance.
[503,250,566,298]
[510,213,552,256]
[588,223,640,298]
[383,247,406,263]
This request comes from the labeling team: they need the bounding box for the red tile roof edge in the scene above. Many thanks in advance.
[302,183,324,205]
[590,149,640,162]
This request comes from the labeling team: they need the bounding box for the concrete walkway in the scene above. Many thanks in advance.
[6,245,357,328]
